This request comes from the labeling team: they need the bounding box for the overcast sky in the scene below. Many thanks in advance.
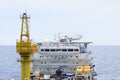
[0,0,120,45]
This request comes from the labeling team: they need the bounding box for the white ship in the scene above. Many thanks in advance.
[31,35,97,80]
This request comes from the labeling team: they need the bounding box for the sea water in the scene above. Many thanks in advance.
[0,46,20,80]
[0,46,120,80]
[89,46,120,80]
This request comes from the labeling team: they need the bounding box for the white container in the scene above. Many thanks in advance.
[44,75,50,79]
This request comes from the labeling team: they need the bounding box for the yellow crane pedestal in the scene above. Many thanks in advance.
[16,13,37,80]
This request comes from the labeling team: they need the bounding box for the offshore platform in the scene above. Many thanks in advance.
[16,13,37,80]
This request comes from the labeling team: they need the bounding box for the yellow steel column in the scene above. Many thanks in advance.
[21,56,25,80]
[16,13,38,80]
[21,56,31,80]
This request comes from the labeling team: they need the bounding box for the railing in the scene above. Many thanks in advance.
[38,42,92,47]
[16,41,38,53]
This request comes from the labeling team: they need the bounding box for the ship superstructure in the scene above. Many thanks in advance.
[31,35,96,80]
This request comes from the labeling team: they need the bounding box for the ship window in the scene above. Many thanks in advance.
[68,49,73,51]
[76,56,78,58]
[74,49,79,51]
[56,49,61,51]
[41,49,44,51]
[62,49,67,51]
[45,49,49,52]
[51,49,55,52]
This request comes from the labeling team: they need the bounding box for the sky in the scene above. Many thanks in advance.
[0,0,120,45]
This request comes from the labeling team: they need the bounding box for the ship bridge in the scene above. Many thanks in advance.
[37,42,92,55]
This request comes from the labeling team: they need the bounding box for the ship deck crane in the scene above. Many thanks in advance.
[16,13,37,80]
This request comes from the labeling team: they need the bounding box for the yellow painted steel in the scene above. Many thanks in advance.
[84,65,90,74]
[76,65,91,74]
[16,13,37,80]
[77,66,84,74]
